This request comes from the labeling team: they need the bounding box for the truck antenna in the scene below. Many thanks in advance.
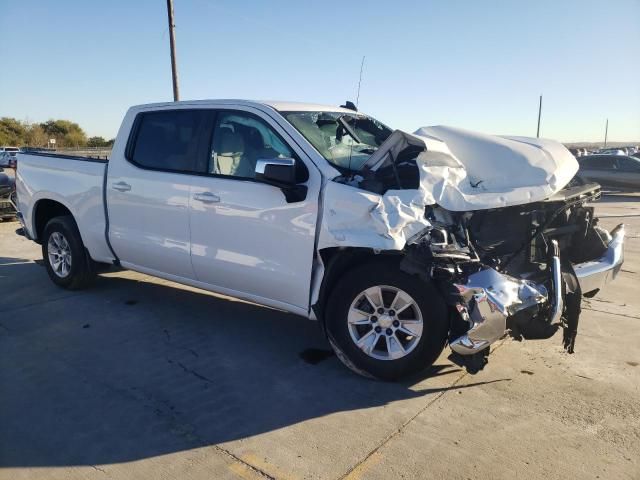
[356,56,365,110]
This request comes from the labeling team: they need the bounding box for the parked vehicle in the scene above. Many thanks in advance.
[568,147,582,157]
[15,100,625,379]
[0,146,21,153]
[0,168,16,220]
[596,148,625,156]
[577,154,640,190]
[0,151,18,168]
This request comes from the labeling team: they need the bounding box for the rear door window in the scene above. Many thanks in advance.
[128,110,210,173]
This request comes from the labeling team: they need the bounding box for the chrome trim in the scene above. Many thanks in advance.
[255,157,295,175]
[450,268,547,355]
[574,224,625,295]
[8,190,17,211]
[549,240,564,325]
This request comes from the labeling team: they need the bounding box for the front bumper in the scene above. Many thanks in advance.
[574,224,625,295]
[449,266,551,355]
[450,225,625,355]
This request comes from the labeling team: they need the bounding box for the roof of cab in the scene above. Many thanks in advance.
[129,99,356,114]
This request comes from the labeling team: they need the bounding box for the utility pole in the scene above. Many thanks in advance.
[166,0,180,101]
[604,118,608,148]
[536,95,542,138]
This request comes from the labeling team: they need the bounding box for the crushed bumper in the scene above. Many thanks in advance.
[449,268,550,355]
[449,225,624,356]
[574,224,625,295]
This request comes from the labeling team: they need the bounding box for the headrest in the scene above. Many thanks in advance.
[216,127,244,155]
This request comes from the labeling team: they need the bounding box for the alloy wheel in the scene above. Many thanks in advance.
[347,285,424,361]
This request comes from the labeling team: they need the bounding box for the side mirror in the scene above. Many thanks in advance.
[255,158,297,186]
[255,157,307,203]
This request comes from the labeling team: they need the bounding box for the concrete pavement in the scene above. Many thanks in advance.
[0,195,638,480]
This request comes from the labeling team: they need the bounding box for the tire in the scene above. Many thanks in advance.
[41,215,95,290]
[325,259,449,381]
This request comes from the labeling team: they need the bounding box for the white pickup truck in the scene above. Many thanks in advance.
[15,100,625,379]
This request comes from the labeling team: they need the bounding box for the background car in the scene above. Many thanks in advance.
[0,168,17,220]
[577,154,640,190]
[0,146,21,154]
[0,151,18,168]
[596,148,625,156]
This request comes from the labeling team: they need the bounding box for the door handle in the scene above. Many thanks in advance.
[112,181,131,192]
[193,191,220,203]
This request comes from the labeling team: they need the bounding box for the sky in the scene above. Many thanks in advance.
[1,0,639,142]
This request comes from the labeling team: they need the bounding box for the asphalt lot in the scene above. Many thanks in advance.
[1,194,639,480]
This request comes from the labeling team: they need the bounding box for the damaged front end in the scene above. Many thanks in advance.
[397,186,625,372]
[321,124,625,373]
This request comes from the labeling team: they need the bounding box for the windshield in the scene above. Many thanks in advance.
[283,111,393,171]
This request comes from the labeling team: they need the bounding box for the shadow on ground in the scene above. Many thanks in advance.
[0,258,505,468]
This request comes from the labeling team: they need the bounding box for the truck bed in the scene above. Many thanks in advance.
[15,152,115,263]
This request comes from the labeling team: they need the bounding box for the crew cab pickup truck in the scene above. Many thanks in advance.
[15,100,625,380]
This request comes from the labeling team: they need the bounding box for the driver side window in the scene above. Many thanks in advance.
[209,111,295,179]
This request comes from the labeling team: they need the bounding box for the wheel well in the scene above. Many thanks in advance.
[313,248,402,327]
[34,200,72,242]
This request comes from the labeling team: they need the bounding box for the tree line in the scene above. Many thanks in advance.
[0,117,114,148]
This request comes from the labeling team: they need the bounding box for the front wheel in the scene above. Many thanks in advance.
[42,215,95,290]
[325,260,449,381]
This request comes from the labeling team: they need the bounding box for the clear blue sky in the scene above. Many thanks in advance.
[1,0,639,142]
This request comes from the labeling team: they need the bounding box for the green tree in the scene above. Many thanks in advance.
[0,117,27,145]
[87,136,107,147]
[40,119,87,147]
[24,123,48,147]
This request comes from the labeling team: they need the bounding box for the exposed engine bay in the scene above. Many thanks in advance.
[320,125,625,373]
[400,182,614,371]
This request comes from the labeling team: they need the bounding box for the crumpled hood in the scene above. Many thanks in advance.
[318,126,579,253]
[366,125,579,211]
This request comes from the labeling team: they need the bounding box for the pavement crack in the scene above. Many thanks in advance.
[339,340,509,480]
[166,357,214,383]
[91,464,107,474]
[582,306,640,320]
[163,329,199,358]
[213,445,277,480]
[338,371,469,479]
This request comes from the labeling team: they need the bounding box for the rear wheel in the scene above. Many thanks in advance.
[42,216,95,289]
[326,260,449,381]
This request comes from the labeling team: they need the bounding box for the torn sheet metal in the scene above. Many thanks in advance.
[366,126,579,212]
[319,125,578,251]
[318,181,431,251]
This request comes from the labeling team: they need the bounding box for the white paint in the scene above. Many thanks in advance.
[15,100,582,320]
[318,182,430,251]
[412,126,579,211]
[14,155,115,263]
